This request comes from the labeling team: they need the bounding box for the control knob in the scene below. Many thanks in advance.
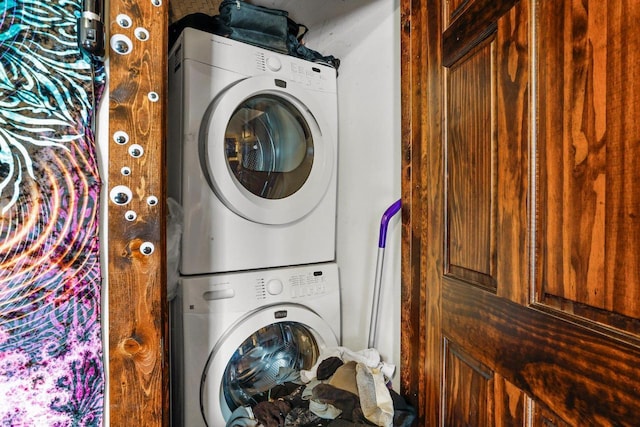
[266,56,282,72]
[267,278,284,295]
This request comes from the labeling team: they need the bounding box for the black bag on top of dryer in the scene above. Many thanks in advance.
[168,2,290,51]
[218,0,291,53]
[218,0,340,69]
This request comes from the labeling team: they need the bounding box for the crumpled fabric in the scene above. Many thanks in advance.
[328,361,358,396]
[300,347,395,383]
[326,420,365,427]
[302,378,322,402]
[355,363,394,427]
[389,389,417,427]
[310,383,366,423]
[284,406,327,426]
[253,400,292,427]
[316,356,343,380]
[308,399,342,420]
[226,406,259,427]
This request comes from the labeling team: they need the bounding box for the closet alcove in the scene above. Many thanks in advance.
[105,1,402,425]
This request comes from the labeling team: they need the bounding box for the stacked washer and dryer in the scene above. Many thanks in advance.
[168,28,341,426]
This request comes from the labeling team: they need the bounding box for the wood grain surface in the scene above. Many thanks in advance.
[399,0,441,423]
[108,0,168,425]
[401,0,640,424]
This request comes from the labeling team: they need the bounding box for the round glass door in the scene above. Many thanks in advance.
[200,76,335,225]
[199,305,339,425]
[222,322,318,412]
[225,95,313,200]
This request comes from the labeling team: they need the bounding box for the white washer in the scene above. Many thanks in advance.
[168,28,338,275]
[171,262,341,426]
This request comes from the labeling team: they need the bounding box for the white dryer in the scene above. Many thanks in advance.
[170,262,341,426]
[168,28,338,275]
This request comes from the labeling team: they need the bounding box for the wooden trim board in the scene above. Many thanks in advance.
[107,0,168,425]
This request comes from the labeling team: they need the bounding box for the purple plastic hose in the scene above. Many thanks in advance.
[378,199,402,248]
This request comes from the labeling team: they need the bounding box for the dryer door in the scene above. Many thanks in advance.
[200,304,339,425]
[200,75,335,225]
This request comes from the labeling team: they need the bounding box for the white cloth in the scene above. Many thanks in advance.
[308,399,343,420]
[300,347,395,383]
[226,406,258,427]
[356,363,394,427]
[302,379,322,400]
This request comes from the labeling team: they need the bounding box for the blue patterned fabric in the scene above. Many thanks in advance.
[0,0,105,425]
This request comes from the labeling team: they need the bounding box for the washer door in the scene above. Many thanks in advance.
[200,304,339,425]
[199,75,335,225]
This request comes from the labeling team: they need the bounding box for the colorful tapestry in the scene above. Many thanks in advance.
[0,0,104,425]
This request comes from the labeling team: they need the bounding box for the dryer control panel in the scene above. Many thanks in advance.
[254,46,335,92]
[174,28,337,94]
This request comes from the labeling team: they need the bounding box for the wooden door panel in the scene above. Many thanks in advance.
[443,279,640,425]
[536,0,640,323]
[445,0,530,301]
[492,375,528,427]
[531,405,571,427]
[444,0,471,26]
[445,36,497,291]
[533,404,572,427]
[494,0,529,305]
[442,0,519,67]
[443,340,530,426]
[443,340,493,426]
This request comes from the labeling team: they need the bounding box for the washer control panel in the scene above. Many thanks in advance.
[256,264,332,300]
[289,269,328,299]
[180,262,340,313]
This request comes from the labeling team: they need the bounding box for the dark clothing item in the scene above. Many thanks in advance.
[285,407,330,427]
[316,357,344,380]
[327,420,370,426]
[311,384,372,425]
[253,400,292,427]
[389,389,417,427]
[271,383,307,410]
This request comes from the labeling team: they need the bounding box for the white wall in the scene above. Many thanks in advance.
[337,4,401,382]
[272,0,402,384]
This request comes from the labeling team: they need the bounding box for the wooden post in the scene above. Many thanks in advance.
[107,0,168,424]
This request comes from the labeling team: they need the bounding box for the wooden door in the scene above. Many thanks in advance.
[400,0,640,425]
